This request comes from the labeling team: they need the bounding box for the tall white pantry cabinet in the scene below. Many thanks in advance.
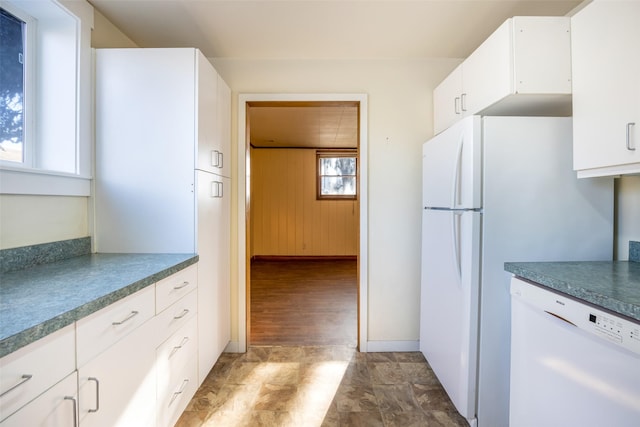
[94,48,231,385]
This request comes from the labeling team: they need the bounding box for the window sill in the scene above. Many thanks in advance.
[0,167,91,196]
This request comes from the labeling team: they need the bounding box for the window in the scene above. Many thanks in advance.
[0,7,27,163]
[0,0,93,196]
[317,151,357,199]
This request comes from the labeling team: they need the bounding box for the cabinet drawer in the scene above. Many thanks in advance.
[76,286,155,368]
[156,316,198,385]
[157,353,198,427]
[1,371,77,426]
[156,264,197,314]
[0,324,75,422]
[156,290,197,341]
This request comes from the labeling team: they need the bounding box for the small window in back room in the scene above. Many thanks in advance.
[317,151,357,199]
[0,7,26,163]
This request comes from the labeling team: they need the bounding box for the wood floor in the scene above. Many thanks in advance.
[250,258,358,346]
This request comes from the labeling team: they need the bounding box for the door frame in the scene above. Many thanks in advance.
[236,93,369,352]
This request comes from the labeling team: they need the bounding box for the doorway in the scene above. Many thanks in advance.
[237,94,368,352]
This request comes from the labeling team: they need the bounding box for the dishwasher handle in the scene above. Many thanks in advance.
[544,310,577,327]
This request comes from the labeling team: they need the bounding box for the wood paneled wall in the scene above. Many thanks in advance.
[250,148,358,256]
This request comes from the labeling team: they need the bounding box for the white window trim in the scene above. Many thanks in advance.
[0,0,93,196]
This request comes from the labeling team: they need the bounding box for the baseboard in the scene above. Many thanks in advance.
[365,340,420,353]
[224,340,241,353]
[251,255,357,262]
[224,340,420,353]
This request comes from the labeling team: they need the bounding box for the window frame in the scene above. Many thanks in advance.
[0,0,93,196]
[316,150,358,200]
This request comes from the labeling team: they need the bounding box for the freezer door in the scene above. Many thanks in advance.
[422,116,481,209]
[420,209,481,424]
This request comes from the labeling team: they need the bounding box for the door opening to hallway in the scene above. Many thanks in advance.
[245,100,362,348]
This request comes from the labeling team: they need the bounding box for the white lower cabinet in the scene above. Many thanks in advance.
[156,317,198,427]
[78,317,158,427]
[0,372,78,427]
[0,324,76,423]
[1,266,203,427]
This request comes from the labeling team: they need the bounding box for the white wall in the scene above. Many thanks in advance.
[0,195,88,249]
[212,57,457,347]
[615,176,640,260]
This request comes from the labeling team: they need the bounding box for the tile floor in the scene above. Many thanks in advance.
[175,345,469,427]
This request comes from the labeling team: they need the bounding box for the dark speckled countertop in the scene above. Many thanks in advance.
[505,250,640,322]
[0,252,198,358]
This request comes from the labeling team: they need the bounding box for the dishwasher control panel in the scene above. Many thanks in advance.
[511,277,640,356]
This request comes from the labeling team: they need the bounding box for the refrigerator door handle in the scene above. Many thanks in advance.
[452,211,463,282]
[451,134,464,208]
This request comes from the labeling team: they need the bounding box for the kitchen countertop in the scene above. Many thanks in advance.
[504,260,640,322]
[0,252,198,358]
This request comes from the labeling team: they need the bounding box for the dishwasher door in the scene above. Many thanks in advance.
[509,277,640,427]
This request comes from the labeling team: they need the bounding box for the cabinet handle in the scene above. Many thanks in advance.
[169,337,190,359]
[454,96,461,114]
[627,122,636,151]
[211,181,223,198]
[173,281,190,290]
[173,309,190,320]
[64,396,78,427]
[211,150,224,168]
[111,310,139,326]
[169,379,189,407]
[461,93,467,112]
[0,374,32,397]
[88,377,100,413]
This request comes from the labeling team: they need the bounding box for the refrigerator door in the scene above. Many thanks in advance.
[422,116,481,209]
[420,208,481,425]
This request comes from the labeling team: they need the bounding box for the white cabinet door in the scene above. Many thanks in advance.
[196,171,230,383]
[215,75,232,178]
[214,176,231,357]
[196,51,219,174]
[572,0,640,177]
[462,20,511,117]
[78,319,157,427]
[0,372,78,427]
[433,64,463,135]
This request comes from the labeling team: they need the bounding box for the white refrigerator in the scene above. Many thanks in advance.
[420,116,614,427]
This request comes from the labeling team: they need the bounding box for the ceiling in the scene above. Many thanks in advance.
[88,0,584,149]
[249,102,359,149]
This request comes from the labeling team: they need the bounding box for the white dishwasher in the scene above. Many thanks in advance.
[509,277,640,427]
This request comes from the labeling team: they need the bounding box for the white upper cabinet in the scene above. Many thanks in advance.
[433,17,572,135]
[572,0,640,178]
[196,51,219,175]
[95,48,231,254]
[216,75,232,178]
[433,64,463,134]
